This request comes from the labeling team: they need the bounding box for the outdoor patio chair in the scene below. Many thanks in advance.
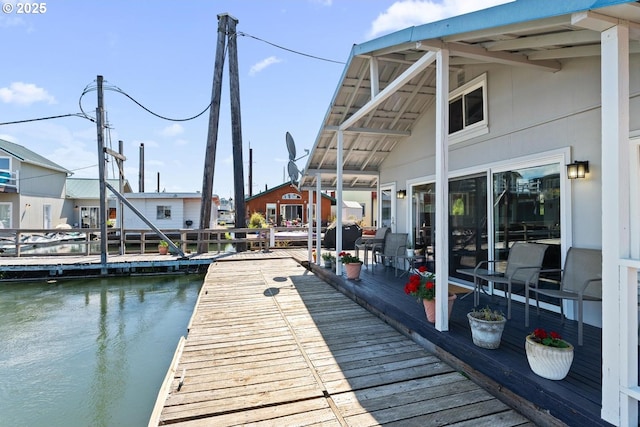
[457,242,549,320]
[526,247,602,346]
[373,232,408,273]
[354,227,390,268]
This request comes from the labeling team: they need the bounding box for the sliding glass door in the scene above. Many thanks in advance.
[449,175,488,279]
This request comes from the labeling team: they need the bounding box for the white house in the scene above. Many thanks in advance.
[120,192,219,230]
[301,1,640,424]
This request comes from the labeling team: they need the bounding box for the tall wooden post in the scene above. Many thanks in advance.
[118,140,125,255]
[198,13,228,253]
[96,75,107,273]
[227,15,247,242]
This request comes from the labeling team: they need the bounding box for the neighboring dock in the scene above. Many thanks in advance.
[149,252,533,426]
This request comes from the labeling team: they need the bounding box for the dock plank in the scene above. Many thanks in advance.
[151,255,533,426]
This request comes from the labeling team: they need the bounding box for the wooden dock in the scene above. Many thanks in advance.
[150,254,534,426]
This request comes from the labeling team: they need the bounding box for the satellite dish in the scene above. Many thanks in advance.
[286,132,296,160]
[287,160,300,185]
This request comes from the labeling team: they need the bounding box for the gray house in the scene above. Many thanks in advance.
[0,138,71,229]
[301,1,640,424]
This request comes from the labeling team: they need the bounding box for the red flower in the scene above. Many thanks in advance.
[403,269,436,301]
[529,328,570,348]
[418,265,427,273]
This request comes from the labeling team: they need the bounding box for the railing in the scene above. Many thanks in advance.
[0,226,322,257]
[0,169,18,191]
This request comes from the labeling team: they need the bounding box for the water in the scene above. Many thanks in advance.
[0,275,203,427]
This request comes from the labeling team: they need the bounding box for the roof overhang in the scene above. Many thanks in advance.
[300,0,640,191]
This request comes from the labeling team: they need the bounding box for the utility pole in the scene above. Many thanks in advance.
[198,13,228,254]
[138,143,144,192]
[228,15,247,251]
[199,12,247,252]
[118,140,125,255]
[96,75,107,273]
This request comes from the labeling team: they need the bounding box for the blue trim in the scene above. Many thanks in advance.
[353,0,635,57]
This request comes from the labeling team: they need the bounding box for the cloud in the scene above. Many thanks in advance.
[159,123,184,137]
[249,56,282,76]
[0,82,56,105]
[309,0,332,5]
[367,0,513,38]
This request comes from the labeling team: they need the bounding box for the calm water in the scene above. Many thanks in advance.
[0,275,203,427]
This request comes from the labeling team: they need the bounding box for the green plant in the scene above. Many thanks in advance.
[321,252,333,261]
[469,306,505,321]
[529,328,571,348]
[248,211,267,228]
[158,240,169,248]
[338,251,361,264]
[403,266,436,301]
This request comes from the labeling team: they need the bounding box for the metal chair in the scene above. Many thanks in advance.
[457,242,548,319]
[373,233,408,273]
[354,227,390,268]
[526,247,602,345]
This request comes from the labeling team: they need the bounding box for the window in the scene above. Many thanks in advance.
[157,205,171,220]
[449,74,488,141]
[0,203,11,228]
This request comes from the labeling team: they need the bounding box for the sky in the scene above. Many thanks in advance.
[0,0,511,199]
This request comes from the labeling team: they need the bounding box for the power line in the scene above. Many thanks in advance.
[0,113,92,126]
[237,31,346,64]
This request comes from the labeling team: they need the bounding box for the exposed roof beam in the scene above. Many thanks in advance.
[443,15,571,43]
[417,40,561,72]
[324,125,411,136]
[304,168,379,176]
[572,11,640,40]
[340,51,437,131]
[528,40,640,60]
[484,29,600,52]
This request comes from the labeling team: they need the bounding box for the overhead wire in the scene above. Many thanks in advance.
[237,31,346,64]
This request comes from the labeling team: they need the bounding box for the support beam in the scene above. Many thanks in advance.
[336,130,344,276]
[340,51,437,131]
[600,23,633,426]
[434,48,450,331]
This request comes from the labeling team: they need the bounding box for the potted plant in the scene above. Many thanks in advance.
[467,306,507,349]
[404,266,456,323]
[339,251,362,280]
[406,242,414,257]
[321,252,333,268]
[525,328,574,380]
[158,240,169,255]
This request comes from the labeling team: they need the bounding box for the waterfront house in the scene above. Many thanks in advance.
[121,192,220,230]
[245,182,334,226]
[65,178,133,228]
[0,138,71,229]
[300,1,640,424]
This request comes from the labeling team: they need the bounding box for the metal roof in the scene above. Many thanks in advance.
[300,0,640,190]
[66,178,132,198]
[0,138,71,174]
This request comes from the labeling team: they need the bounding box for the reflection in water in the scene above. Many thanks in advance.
[0,275,203,427]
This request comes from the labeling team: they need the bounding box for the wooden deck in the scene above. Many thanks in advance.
[311,259,610,427]
[150,253,536,426]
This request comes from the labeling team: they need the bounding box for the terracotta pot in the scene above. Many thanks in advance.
[422,294,456,323]
[158,245,168,255]
[525,335,574,380]
[344,262,362,280]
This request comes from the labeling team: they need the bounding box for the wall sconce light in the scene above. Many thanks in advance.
[566,161,589,179]
[396,190,407,199]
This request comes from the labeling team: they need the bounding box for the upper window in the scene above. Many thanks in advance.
[156,205,171,220]
[449,74,488,142]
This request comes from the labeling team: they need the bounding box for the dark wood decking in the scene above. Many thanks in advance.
[310,261,609,427]
[150,255,536,426]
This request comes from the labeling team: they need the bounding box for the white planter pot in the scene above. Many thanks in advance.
[467,313,506,349]
[406,249,414,257]
[525,335,574,380]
